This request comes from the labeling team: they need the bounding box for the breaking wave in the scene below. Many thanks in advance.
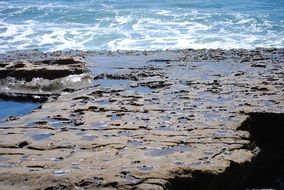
[0,0,283,52]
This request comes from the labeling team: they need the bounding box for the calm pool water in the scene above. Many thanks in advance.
[0,100,40,122]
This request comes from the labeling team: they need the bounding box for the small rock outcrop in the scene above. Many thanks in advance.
[0,56,90,102]
[0,57,87,81]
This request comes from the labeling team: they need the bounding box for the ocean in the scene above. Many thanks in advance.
[0,0,283,52]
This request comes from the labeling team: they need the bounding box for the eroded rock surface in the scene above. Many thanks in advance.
[0,57,87,80]
[0,48,283,190]
[0,56,91,102]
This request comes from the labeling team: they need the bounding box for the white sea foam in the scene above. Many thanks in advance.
[0,0,283,52]
[0,74,92,94]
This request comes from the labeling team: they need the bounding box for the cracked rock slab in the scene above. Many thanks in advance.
[0,48,283,190]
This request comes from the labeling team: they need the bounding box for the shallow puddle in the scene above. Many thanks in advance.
[127,139,143,146]
[123,174,141,184]
[0,163,14,168]
[118,130,132,137]
[0,156,10,162]
[146,144,191,157]
[157,126,177,131]
[91,121,108,129]
[137,164,154,172]
[95,99,110,105]
[31,133,53,141]
[20,155,29,161]
[0,100,40,123]
[130,86,153,94]
[146,59,169,65]
[28,117,71,128]
[94,79,131,88]
[81,134,97,141]
[52,170,71,176]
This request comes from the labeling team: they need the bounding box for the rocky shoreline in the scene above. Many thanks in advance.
[0,48,283,190]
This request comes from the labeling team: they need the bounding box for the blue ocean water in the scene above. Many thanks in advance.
[0,0,283,52]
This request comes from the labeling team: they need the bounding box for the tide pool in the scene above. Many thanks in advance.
[0,100,40,122]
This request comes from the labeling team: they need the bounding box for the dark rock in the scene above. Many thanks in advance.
[0,57,87,81]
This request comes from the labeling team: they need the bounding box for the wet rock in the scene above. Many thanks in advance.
[0,48,283,190]
[0,57,87,81]
[5,115,19,121]
[139,80,172,89]
[251,62,267,68]
[0,91,52,102]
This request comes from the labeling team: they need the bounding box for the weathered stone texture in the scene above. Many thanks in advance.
[0,48,283,189]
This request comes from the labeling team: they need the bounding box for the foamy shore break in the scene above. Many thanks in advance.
[0,48,283,189]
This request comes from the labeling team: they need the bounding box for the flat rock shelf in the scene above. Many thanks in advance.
[0,48,283,190]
